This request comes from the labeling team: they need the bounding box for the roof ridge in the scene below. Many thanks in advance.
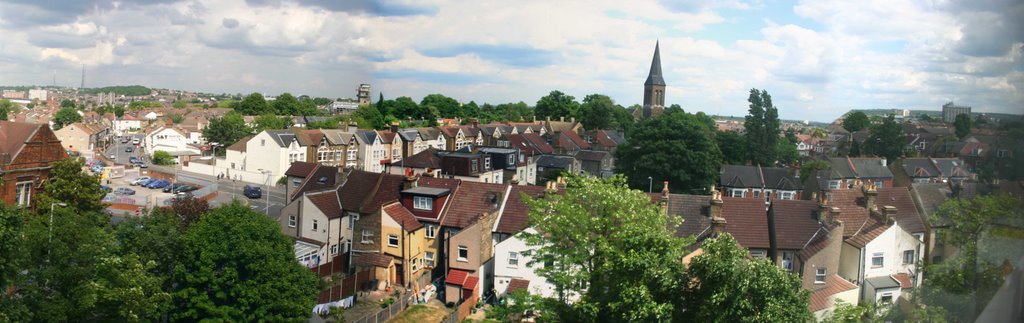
[358,171,387,213]
[290,163,321,201]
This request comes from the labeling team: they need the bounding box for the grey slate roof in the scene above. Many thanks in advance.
[644,41,666,86]
[536,155,575,169]
[866,276,901,290]
[354,130,377,145]
[931,158,971,178]
[265,130,297,148]
[911,183,952,217]
[666,194,712,239]
[901,158,941,178]
[828,157,894,179]
[397,129,421,142]
[720,165,802,190]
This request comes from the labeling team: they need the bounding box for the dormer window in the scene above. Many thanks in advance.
[413,196,433,210]
[484,157,491,170]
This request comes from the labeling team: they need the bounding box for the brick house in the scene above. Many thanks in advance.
[0,121,68,207]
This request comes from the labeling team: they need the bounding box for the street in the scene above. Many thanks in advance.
[104,137,288,220]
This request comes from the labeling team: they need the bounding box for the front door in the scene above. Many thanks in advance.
[394,264,404,286]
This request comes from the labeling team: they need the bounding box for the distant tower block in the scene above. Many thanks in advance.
[357,84,371,106]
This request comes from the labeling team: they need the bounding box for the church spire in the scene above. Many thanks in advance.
[644,41,665,86]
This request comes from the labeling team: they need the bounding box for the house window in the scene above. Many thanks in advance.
[426,224,436,239]
[15,181,33,207]
[312,219,318,231]
[289,152,300,164]
[750,249,766,259]
[828,180,841,189]
[903,250,915,265]
[261,139,266,146]
[508,155,514,164]
[508,252,519,267]
[388,234,399,247]
[880,293,893,304]
[414,196,433,211]
[815,268,827,283]
[778,191,796,200]
[871,252,884,268]
[361,230,373,244]
[392,148,400,159]
[288,215,296,228]
[411,257,418,271]
[457,245,468,261]
[484,157,491,170]
[330,244,338,255]
[752,190,761,198]
[318,150,329,162]
[425,251,435,268]
[874,181,884,188]
[729,189,745,198]
[782,251,795,271]
[347,149,356,160]
[763,190,773,202]
[997,149,1008,158]
[471,160,479,173]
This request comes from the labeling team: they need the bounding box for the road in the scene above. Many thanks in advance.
[104,134,289,219]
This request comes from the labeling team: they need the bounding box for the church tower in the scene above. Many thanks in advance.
[641,41,666,119]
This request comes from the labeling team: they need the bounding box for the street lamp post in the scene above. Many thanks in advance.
[648,176,653,193]
[259,169,271,216]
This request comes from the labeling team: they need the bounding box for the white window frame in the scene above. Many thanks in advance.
[879,293,893,304]
[903,250,915,265]
[484,157,491,170]
[411,257,418,271]
[815,268,826,283]
[312,219,318,231]
[388,234,399,247]
[457,245,468,262]
[15,181,33,207]
[425,224,436,239]
[728,188,745,198]
[828,180,841,189]
[413,196,433,211]
[508,154,514,164]
[508,252,519,267]
[874,181,884,189]
[782,251,794,271]
[471,160,479,173]
[778,191,796,200]
[425,251,435,268]
[750,249,766,259]
[871,252,884,268]
[361,230,373,244]
[330,244,338,255]
[288,215,296,228]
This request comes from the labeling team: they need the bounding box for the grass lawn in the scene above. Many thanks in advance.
[388,305,449,323]
[462,319,501,323]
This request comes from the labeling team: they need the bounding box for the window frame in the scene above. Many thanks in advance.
[312,219,318,231]
[288,215,297,228]
[413,196,433,211]
[425,251,435,268]
[903,250,915,265]
[425,224,436,239]
[387,234,399,247]
[457,245,468,262]
[15,181,33,207]
[361,230,374,244]
[815,268,827,283]
[508,252,519,267]
[871,252,884,268]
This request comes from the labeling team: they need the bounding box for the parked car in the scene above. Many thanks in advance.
[109,153,116,159]
[163,183,189,193]
[125,146,134,153]
[171,192,194,202]
[132,138,140,145]
[177,185,198,193]
[121,137,130,144]
[114,187,136,195]
[138,178,158,187]
[147,180,171,189]
[243,185,262,199]
[136,162,148,168]
[130,176,151,186]
[129,156,140,164]
[100,185,113,193]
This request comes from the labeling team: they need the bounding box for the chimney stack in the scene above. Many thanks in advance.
[390,122,399,133]
[660,181,670,213]
[863,182,878,211]
[403,173,417,190]
[710,186,724,219]
[881,206,897,223]
[711,217,728,235]
[347,122,358,133]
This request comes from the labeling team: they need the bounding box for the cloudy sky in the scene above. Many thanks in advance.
[0,0,1020,122]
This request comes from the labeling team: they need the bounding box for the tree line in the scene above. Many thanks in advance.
[0,158,319,322]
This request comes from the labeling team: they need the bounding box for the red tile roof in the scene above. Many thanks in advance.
[383,202,424,231]
[770,199,825,250]
[353,253,393,268]
[226,135,253,152]
[809,274,858,312]
[495,185,548,234]
[0,121,41,159]
[558,131,591,150]
[877,187,926,233]
[285,161,317,177]
[521,133,553,154]
[506,278,530,294]
[446,269,470,285]
[307,190,343,219]
[463,276,479,291]
[294,129,324,146]
[718,197,770,248]
[893,273,913,289]
[441,181,506,229]
[827,189,892,248]
[377,130,396,144]
[594,130,617,147]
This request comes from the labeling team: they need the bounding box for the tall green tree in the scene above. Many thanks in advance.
[743,89,781,166]
[523,175,692,322]
[0,205,29,320]
[113,208,186,289]
[173,202,319,321]
[843,111,870,132]
[863,115,903,160]
[681,233,813,322]
[0,99,17,120]
[113,106,125,118]
[534,90,579,121]
[236,93,272,115]
[202,111,252,148]
[253,113,291,133]
[53,107,82,130]
[954,113,972,139]
[577,94,616,130]
[273,93,300,115]
[35,158,107,219]
[352,104,385,129]
[420,93,461,118]
[715,130,749,165]
[615,108,722,193]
